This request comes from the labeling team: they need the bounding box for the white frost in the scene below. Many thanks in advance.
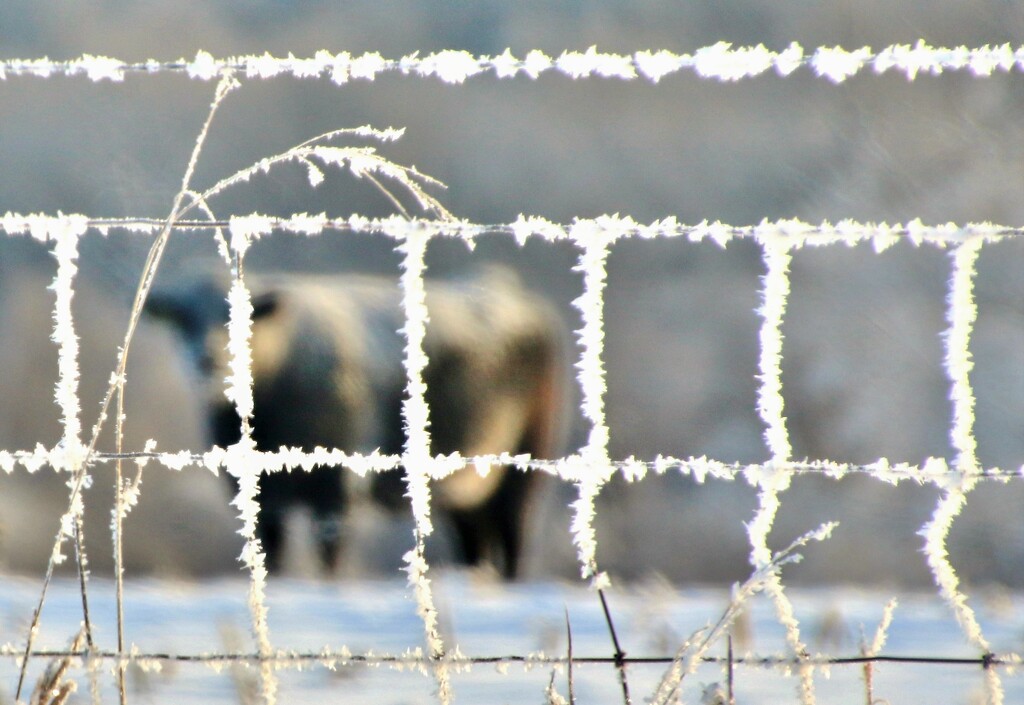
[754,240,793,463]
[810,46,872,83]
[6,42,1019,83]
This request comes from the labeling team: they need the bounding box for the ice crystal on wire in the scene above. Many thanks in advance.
[810,45,872,83]
[186,50,220,80]
[754,241,793,462]
[416,50,483,84]
[72,54,125,82]
[488,48,520,79]
[5,42,1024,84]
[693,42,773,81]
[635,49,685,83]
[48,216,89,457]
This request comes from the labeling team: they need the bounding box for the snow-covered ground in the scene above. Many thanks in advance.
[1,574,1021,704]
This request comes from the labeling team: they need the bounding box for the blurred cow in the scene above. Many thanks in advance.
[145,266,569,578]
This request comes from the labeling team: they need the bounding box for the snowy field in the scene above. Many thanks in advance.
[1,574,1021,705]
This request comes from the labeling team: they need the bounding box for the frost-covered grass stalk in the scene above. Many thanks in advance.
[860,598,898,705]
[649,522,836,705]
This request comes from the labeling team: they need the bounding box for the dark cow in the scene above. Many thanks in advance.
[145,267,569,578]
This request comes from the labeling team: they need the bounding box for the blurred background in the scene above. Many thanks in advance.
[0,1,1021,588]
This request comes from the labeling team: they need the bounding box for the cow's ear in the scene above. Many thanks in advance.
[143,292,187,329]
[252,291,279,320]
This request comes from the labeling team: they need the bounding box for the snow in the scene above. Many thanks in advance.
[2,576,1022,705]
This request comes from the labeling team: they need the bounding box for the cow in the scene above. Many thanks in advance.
[145,266,570,579]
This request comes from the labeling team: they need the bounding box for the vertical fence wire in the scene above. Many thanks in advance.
[749,238,814,705]
[395,222,453,703]
[921,235,1001,703]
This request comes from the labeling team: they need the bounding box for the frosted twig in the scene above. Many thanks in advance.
[860,598,897,705]
[175,131,451,224]
[112,385,127,705]
[545,672,570,705]
[28,627,86,705]
[649,522,835,705]
[566,608,576,705]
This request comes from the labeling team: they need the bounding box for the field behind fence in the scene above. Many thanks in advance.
[1,3,1023,704]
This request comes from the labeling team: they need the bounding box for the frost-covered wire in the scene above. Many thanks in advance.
[394,221,453,703]
[754,240,792,463]
[5,213,1021,248]
[743,235,820,704]
[919,236,1000,701]
[564,223,620,587]
[2,42,1022,84]
[222,238,279,705]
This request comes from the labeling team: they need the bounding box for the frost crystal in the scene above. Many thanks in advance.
[488,48,521,79]
[73,54,125,82]
[774,42,805,76]
[349,52,387,81]
[224,278,256,421]
[186,50,220,80]
[417,50,483,84]
[693,42,773,81]
[635,50,685,83]
[522,50,553,79]
[810,46,872,83]
[228,214,274,257]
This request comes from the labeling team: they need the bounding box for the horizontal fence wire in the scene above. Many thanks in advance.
[1,43,1023,84]
[1,213,1023,252]
[0,647,1016,670]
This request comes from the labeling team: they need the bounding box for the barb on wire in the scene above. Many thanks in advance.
[598,589,631,705]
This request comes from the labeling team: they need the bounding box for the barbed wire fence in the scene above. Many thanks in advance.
[0,43,1022,705]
